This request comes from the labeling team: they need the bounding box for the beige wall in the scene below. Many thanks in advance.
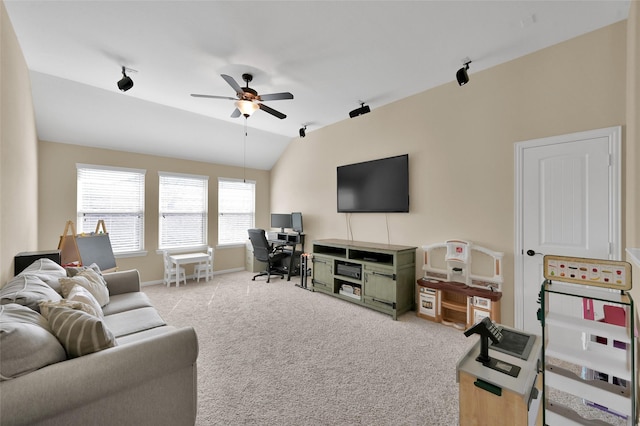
[0,1,39,285]
[271,21,632,326]
[37,141,271,284]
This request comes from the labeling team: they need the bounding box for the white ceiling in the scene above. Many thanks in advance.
[4,0,630,170]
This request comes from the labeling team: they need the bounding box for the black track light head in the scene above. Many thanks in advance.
[299,125,307,138]
[349,102,371,118]
[117,66,134,92]
[456,60,472,86]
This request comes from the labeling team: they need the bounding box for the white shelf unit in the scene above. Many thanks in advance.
[541,281,637,425]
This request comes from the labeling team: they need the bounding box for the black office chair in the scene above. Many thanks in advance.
[248,229,287,283]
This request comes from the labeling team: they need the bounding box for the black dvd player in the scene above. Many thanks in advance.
[336,262,361,279]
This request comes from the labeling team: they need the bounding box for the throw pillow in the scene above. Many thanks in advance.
[59,269,109,307]
[66,285,103,318]
[43,305,116,358]
[0,274,62,312]
[39,297,101,319]
[19,258,67,294]
[0,303,67,381]
[65,263,106,285]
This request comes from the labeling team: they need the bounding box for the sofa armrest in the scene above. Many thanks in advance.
[0,327,199,426]
[103,269,141,295]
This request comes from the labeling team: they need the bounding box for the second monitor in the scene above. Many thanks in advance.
[271,213,292,233]
[271,212,303,233]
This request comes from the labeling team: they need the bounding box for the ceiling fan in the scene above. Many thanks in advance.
[191,73,293,119]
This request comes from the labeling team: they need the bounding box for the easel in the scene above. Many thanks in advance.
[58,220,115,269]
[58,220,81,266]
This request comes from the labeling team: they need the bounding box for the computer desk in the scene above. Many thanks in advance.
[268,232,305,281]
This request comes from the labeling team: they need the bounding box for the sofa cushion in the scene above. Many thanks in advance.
[102,292,153,316]
[43,305,116,358]
[19,258,67,294]
[115,325,177,345]
[0,304,66,381]
[103,307,166,338]
[0,274,62,312]
[59,269,109,307]
[39,298,101,319]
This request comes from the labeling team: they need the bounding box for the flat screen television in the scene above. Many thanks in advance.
[337,154,409,213]
[291,212,303,233]
[271,213,292,232]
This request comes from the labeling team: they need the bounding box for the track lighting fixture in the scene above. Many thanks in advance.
[349,102,371,118]
[117,66,134,92]
[299,125,307,138]
[456,60,472,86]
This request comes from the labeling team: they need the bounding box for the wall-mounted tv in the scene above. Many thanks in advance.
[337,154,409,213]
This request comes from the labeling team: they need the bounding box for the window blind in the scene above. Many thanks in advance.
[76,164,145,254]
[218,178,255,245]
[159,172,208,250]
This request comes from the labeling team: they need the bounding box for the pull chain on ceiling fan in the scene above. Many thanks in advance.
[191,73,293,119]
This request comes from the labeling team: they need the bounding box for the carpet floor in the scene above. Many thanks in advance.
[144,271,476,425]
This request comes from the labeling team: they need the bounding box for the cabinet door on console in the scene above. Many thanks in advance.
[363,266,396,304]
[312,256,333,292]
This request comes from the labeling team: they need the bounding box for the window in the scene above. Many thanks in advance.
[76,164,145,254]
[159,172,208,250]
[218,178,255,245]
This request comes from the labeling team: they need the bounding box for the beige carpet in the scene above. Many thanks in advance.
[144,271,476,425]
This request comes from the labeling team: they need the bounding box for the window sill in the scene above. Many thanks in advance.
[216,243,246,249]
[114,250,148,259]
[155,246,208,255]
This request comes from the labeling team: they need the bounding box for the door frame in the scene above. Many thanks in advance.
[513,126,622,330]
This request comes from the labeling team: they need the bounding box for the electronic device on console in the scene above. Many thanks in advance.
[336,262,361,279]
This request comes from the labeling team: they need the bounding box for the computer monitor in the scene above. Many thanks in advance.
[271,213,292,232]
[291,212,303,233]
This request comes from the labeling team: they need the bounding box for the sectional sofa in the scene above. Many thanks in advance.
[0,258,198,425]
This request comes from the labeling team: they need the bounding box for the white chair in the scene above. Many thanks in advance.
[194,247,214,282]
[163,250,186,287]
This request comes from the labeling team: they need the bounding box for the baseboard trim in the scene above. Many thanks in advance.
[141,267,246,287]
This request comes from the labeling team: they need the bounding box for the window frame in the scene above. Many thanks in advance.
[158,171,209,252]
[217,177,256,247]
[76,163,146,257]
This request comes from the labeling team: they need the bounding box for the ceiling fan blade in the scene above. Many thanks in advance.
[231,108,242,118]
[191,94,236,100]
[258,92,294,101]
[258,103,286,119]
[221,74,244,96]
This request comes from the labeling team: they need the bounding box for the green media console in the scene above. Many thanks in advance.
[311,239,417,320]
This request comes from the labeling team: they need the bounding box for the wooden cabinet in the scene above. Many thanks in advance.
[311,239,416,320]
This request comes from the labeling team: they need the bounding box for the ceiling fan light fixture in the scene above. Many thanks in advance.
[235,100,259,117]
[456,60,472,86]
[117,66,134,92]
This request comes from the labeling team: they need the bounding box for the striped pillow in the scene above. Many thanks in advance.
[44,305,116,358]
[59,269,109,307]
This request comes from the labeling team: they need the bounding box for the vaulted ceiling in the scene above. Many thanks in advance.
[4,0,630,169]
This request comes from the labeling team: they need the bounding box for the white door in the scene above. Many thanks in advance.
[514,126,621,335]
